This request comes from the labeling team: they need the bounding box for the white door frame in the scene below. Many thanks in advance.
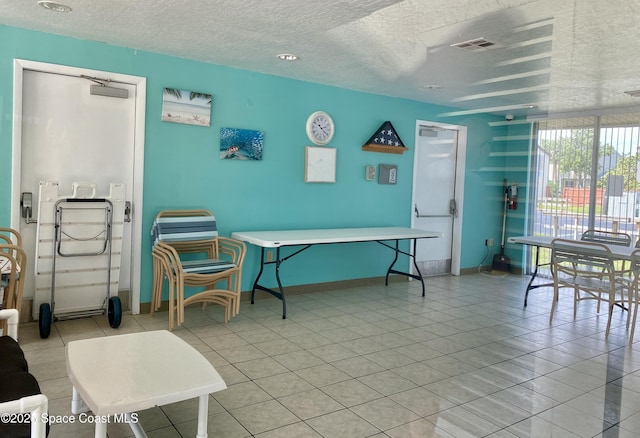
[411,119,466,275]
[10,59,146,314]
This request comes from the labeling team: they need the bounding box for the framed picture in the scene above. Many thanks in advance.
[378,164,397,184]
[305,146,336,183]
[220,127,264,160]
[365,165,376,181]
[161,88,212,126]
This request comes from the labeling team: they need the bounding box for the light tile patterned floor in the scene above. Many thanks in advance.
[18,273,640,437]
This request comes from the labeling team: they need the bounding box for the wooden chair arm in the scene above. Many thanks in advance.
[217,236,247,266]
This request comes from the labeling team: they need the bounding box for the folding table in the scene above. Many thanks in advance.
[232,227,442,318]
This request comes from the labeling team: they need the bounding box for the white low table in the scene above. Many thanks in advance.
[66,330,227,438]
[232,227,442,318]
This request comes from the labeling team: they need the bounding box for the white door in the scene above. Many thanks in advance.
[411,121,466,275]
[10,60,146,315]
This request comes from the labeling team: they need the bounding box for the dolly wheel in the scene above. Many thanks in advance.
[39,303,52,339]
[108,296,122,328]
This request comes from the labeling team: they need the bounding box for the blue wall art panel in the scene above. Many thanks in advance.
[220,127,264,160]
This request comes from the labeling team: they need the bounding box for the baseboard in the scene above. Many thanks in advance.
[460,266,523,275]
[139,275,406,314]
[18,300,32,323]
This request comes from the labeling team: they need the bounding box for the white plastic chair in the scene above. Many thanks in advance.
[0,309,49,438]
[550,238,628,338]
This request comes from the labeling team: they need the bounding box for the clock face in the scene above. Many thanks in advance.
[306,111,334,145]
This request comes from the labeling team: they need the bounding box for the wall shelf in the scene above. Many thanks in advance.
[361,144,408,154]
[362,121,407,154]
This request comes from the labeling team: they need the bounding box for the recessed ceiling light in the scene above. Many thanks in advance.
[38,1,72,12]
[277,54,299,61]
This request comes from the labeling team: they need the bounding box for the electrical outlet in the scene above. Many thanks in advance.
[488,239,494,246]
[266,251,273,262]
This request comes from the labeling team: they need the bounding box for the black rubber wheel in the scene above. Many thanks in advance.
[108,296,122,328]
[39,303,52,339]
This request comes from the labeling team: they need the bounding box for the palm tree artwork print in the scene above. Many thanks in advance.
[162,88,212,126]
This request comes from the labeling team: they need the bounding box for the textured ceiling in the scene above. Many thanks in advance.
[2,0,640,118]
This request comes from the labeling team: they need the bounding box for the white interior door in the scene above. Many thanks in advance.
[411,121,466,276]
[11,60,146,316]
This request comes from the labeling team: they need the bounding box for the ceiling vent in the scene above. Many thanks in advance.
[624,90,640,98]
[451,37,496,51]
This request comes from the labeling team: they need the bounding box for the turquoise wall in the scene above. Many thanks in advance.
[0,25,516,305]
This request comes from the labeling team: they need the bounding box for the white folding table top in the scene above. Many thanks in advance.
[509,235,636,259]
[508,235,554,247]
[66,330,227,416]
[231,227,442,248]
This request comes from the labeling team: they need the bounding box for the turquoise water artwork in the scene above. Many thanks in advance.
[162,88,212,126]
[220,128,264,160]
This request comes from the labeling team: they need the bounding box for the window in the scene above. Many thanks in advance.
[528,113,640,273]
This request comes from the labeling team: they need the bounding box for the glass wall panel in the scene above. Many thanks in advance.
[529,113,640,275]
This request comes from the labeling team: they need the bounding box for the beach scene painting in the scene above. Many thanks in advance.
[162,88,212,126]
[220,128,264,160]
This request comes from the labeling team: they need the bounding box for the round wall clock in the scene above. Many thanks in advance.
[306,111,335,145]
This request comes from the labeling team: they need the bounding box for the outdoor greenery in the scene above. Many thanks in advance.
[540,129,615,191]
[603,153,640,191]
[536,201,602,214]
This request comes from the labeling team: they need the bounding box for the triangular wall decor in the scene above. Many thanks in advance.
[362,121,408,154]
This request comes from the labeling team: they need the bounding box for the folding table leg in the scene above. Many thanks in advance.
[384,239,426,296]
[196,394,209,438]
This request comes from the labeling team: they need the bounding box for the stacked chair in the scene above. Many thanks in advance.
[151,210,246,330]
[0,228,22,247]
[0,228,27,332]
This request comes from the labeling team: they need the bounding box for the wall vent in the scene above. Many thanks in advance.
[451,37,496,51]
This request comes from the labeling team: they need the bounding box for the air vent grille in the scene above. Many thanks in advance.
[451,38,496,51]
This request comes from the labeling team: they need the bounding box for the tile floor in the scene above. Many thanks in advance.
[18,273,640,437]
